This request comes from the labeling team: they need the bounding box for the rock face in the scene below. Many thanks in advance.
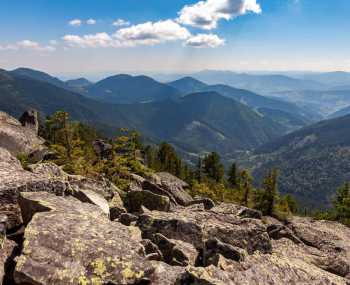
[15,192,154,285]
[0,111,44,156]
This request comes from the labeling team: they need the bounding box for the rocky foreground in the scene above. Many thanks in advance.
[0,111,349,285]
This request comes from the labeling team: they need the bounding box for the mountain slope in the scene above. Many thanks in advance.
[329,105,350,118]
[85,74,181,104]
[245,115,350,208]
[118,92,285,155]
[66,78,92,88]
[11,68,67,89]
[168,77,317,131]
[269,89,350,117]
[0,70,133,134]
[168,77,208,94]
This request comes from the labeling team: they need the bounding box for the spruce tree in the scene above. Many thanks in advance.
[203,152,224,182]
[332,182,350,225]
[228,162,238,187]
[238,170,253,207]
[256,169,279,216]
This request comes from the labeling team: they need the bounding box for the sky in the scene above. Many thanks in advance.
[1,0,350,78]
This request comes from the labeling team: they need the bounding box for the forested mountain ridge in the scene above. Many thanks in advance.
[0,70,286,159]
[84,74,181,104]
[242,115,350,208]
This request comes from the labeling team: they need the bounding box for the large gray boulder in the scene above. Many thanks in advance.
[0,111,45,156]
[138,204,272,254]
[286,217,350,278]
[14,192,154,285]
[125,190,170,213]
[140,172,193,207]
[0,148,67,230]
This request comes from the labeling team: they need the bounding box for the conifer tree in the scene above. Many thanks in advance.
[332,182,350,225]
[228,162,238,187]
[203,152,224,182]
[238,170,253,207]
[256,169,279,216]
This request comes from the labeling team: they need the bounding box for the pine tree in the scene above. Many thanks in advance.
[228,162,238,187]
[238,170,253,207]
[196,157,203,183]
[332,182,350,225]
[256,169,279,216]
[203,152,224,182]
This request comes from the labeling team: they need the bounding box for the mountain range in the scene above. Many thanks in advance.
[187,70,325,94]
[0,68,287,158]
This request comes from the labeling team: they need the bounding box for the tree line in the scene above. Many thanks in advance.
[28,110,350,225]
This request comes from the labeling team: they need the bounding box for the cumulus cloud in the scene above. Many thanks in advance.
[86,19,97,25]
[62,33,120,48]
[63,20,192,48]
[69,19,82,27]
[112,19,130,27]
[178,0,261,30]
[185,34,225,48]
[0,40,56,52]
[115,20,191,46]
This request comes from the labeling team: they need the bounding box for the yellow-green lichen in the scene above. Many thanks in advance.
[91,258,106,277]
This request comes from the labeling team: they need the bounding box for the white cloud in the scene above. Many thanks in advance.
[112,19,130,27]
[86,19,97,25]
[0,40,56,52]
[185,34,225,48]
[49,40,58,45]
[115,20,191,46]
[178,0,261,30]
[62,33,120,48]
[69,19,82,27]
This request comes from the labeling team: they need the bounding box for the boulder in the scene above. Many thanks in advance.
[138,204,272,255]
[178,265,233,284]
[92,139,113,160]
[153,172,193,206]
[125,190,170,213]
[152,233,198,266]
[0,111,45,156]
[187,198,215,210]
[0,238,18,285]
[109,193,127,221]
[149,261,185,285]
[0,148,67,230]
[141,239,163,261]
[221,251,349,285]
[203,238,245,266]
[72,189,110,216]
[119,213,139,226]
[14,192,155,285]
[287,217,350,278]
[18,110,39,134]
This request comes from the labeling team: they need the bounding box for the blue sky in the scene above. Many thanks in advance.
[1,0,350,77]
